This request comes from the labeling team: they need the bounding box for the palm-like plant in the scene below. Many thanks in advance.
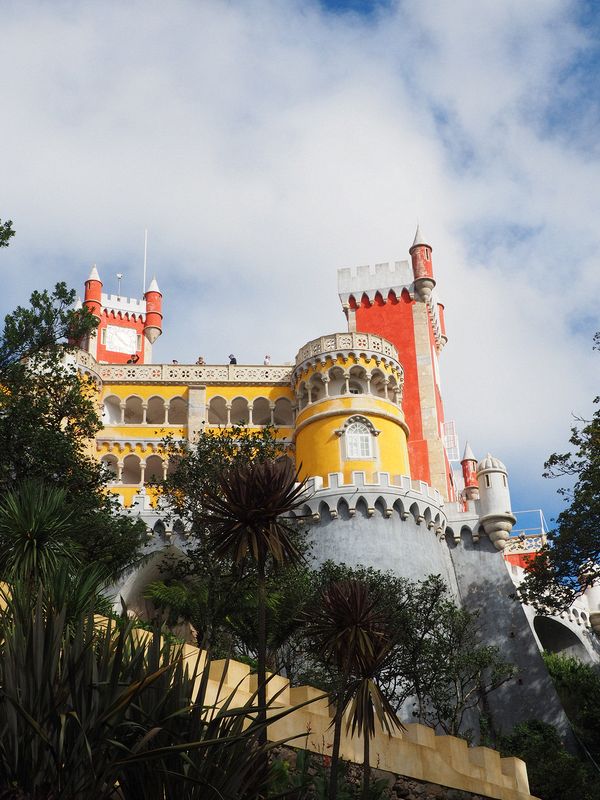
[0,580,306,799]
[0,480,79,582]
[304,579,403,800]
[199,456,308,743]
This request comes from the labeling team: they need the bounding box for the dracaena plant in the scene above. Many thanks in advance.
[0,580,309,800]
[199,456,309,751]
[302,579,403,800]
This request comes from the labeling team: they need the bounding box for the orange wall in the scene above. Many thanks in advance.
[353,288,431,484]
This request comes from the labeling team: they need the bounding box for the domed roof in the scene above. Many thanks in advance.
[477,453,507,472]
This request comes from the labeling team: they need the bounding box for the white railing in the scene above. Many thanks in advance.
[75,351,292,384]
[295,332,399,367]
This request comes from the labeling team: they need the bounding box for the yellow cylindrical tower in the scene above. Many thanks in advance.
[292,332,410,486]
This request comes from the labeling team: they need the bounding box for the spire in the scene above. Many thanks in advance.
[74,297,82,310]
[88,264,101,281]
[146,276,161,293]
[412,224,430,249]
[462,441,476,462]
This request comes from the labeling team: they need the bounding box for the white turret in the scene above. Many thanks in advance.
[476,454,516,551]
[580,564,600,634]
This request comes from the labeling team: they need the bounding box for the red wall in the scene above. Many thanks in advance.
[353,289,431,484]
[95,311,146,364]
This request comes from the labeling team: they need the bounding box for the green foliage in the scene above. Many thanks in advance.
[0,581,301,799]
[305,563,514,740]
[147,426,311,661]
[0,481,79,582]
[543,652,600,765]
[498,720,600,800]
[302,577,402,800]
[0,218,15,249]
[0,282,96,372]
[518,334,600,611]
[154,424,286,520]
[0,285,145,578]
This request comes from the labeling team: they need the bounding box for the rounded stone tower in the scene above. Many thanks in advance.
[476,454,516,550]
[292,331,409,485]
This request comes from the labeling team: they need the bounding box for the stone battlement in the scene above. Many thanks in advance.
[299,471,447,535]
[134,636,533,799]
[101,292,147,314]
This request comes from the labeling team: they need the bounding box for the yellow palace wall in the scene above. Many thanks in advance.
[294,395,410,485]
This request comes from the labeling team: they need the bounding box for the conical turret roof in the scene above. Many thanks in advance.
[146,276,161,293]
[462,441,476,462]
[412,224,430,248]
[88,264,101,281]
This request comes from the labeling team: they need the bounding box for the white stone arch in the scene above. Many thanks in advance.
[102,394,121,425]
[146,395,166,425]
[297,381,309,411]
[533,616,591,662]
[327,365,346,396]
[354,496,370,518]
[374,496,389,518]
[273,397,293,425]
[100,453,119,482]
[318,500,331,520]
[208,396,227,425]
[168,396,187,425]
[348,365,368,395]
[145,454,164,483]
[337,497,352,520]
[124,395,144,424]
[393,498,407,520]
[252,396,271,426]
[230,396,249,425]
[309,372,327,402]
[409,501,422,524]
[370,369,388,399]
[122,454,142,484]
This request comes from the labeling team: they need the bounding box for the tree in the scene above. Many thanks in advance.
[0,286,145,577]
[498,719,600,800]
[518,333,600,612]
[0,580,300,800]
[304,564,515,742]
[302,578,402,800]
[0,282,96,373]
[147,425,311,660]
[0,481,79,583]
[0,218,15,249]
[199,456,309,752]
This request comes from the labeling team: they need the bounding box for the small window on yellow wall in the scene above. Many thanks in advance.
[346,422,372,459]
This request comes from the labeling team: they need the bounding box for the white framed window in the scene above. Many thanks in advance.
[100,328,107,345]
[137,334,142,351]
[345,421,373,459]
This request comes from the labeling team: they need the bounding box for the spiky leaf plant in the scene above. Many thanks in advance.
[303,579,402,800]
[199,456,309,750]
[0,481,78,583]
[0,580,308,799]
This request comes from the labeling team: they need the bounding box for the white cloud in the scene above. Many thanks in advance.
[1,0,598,519]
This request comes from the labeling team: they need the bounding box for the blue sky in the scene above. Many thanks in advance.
[1,0,599,523]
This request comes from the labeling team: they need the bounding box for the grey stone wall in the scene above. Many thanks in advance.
[308,513,575,746]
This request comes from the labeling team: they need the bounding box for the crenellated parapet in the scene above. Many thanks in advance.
[295,471,447,538]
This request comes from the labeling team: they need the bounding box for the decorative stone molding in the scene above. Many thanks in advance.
[75,350,292,385]
[294,332,399,371]
[295,471,447,536]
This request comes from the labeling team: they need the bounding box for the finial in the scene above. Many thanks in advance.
[146,276,161,293]
[412,224,430,248]
[462,442,476,462]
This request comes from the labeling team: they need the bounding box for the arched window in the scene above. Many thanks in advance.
[345,421,373,459]
[168,397,187,425]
